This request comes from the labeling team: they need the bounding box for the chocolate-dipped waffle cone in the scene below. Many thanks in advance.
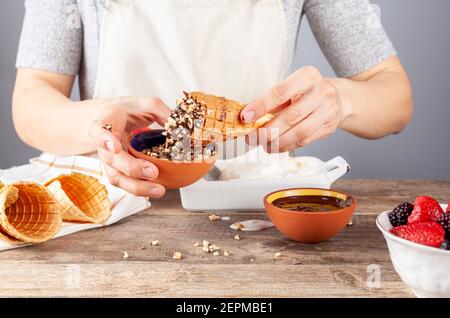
[189,92,274,143]
[0,182,62,243]
[46,173,111,224]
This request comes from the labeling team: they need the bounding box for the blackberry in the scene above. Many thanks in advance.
[437,212,450,238]
[388,202,414,227]
[441,239,450,251]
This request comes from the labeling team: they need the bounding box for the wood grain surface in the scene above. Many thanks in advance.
[0,179,449,297]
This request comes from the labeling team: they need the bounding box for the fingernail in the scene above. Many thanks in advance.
[149,187,163,197]
[105,140,114,152]
[242,110,254,123]
[142,167,155,179]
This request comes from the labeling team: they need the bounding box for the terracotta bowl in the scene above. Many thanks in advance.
[264,188,356,243]
[126,129,216,189]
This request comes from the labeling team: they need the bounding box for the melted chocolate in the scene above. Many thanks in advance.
[272,195,349,212]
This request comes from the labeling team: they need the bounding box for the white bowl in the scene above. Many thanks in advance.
[376,206,450,298]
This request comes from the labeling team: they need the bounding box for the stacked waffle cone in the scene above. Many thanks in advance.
[189,92,274,143]
[0,182,61,244]
[46,173,111,224]
[0,173,111,245]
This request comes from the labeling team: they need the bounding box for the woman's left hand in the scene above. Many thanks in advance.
[240,66,347,152]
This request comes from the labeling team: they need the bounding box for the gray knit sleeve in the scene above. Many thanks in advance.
[16,0,82,75]
[304,0,396,78]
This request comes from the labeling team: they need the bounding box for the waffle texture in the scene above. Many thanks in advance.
[0,182,62,243]
[46,173,111,224]
[190,92,274,143]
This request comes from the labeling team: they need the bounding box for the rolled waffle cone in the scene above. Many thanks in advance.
[46,173,111,224]
[0,182,62,244]
[190,92,274,143]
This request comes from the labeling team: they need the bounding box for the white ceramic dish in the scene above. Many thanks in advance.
[179,156,350,211]
[376,207,450,298]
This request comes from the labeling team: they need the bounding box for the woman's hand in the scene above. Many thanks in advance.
[241,66,348,152]
[89,97,171,197]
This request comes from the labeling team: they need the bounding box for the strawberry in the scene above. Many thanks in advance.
[447,202,450,213]
[390,222,445,248]
[407,196,444,224]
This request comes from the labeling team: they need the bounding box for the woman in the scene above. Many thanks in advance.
[12,0,413,197]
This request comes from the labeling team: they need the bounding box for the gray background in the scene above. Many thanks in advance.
[0,0,449,178]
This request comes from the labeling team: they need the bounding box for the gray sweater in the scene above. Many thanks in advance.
[16,0,396,100]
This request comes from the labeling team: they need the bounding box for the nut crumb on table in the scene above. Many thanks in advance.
[150,240,160,246]
[173,252,182,260]
[123,251,129,259]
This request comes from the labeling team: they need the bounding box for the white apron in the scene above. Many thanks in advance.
[94,0,289,105]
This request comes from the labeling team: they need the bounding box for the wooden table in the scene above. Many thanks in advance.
[0,179,449,298]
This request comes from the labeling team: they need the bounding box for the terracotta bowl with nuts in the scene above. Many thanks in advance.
[126,129,216,189]
[264,188,356,243]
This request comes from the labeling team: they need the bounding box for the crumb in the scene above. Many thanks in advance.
[274,252,282,258]
[234,234,241,240]
[208,214,221,222]
[123,251,129,259]
[223,250,230,257]
[150,240,160,246]
[250,258,254,262]
[221,216,231,221]
[202,240,210,247]
[347,220,353,226]
[234,222,245,231]
[103,124,113,132]
[137,245,146,250]
[193,241,199,247]
[209,244,220,252]
[213,251,220,256]
[173,252,182,260]
[202,246,210,253]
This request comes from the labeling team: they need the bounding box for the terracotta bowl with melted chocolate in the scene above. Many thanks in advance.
[264,188,356,243]
[126,129,216,189]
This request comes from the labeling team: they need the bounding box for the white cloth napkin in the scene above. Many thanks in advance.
[0,153,151,251]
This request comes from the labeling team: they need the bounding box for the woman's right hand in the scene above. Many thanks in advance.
[89,97,171,198]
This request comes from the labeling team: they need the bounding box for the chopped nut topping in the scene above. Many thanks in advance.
[213,251,220,256]
[223,250,230,257]
[202,246,210,253]
[209,244,220,252]
[123,251,129,259]
[193,241,199,247]
[150,240,160,246]
[233,222,245,231]
[137,245,146,251]
[234,234,241,241]
[173,252,182,260]
[208,214,221,222]
[274,252,282,258]
[103,124,113,132]
[141,92,216,162]
[347,220,353,226]
[202,240,210,247]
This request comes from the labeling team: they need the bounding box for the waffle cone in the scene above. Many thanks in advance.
[0,182,62,243]
[189,92,274,143]
[46,173,111,224]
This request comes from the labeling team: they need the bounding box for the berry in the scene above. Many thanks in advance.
[408,196,444,224]
[388,202,414,227]
[441,240,450,251]
[437,212,450,237]
[447,202,450,213]
[390,222,445,248]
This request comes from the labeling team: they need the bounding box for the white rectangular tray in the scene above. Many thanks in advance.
[179,156,350,211]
